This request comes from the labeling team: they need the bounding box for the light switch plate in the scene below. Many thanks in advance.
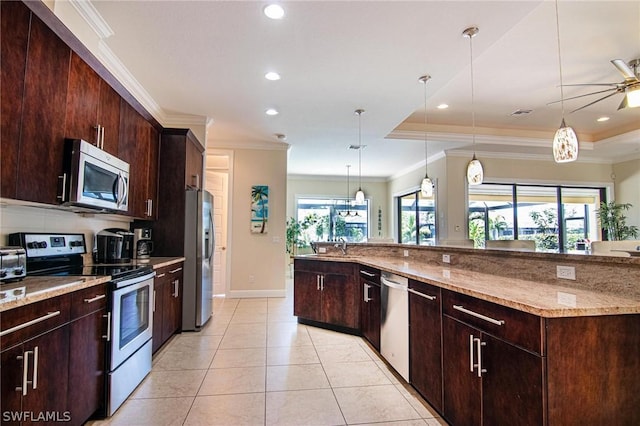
[403,250,409,257]
[442,254,450,264]
[318,247,327,253]
[556,265,576,280]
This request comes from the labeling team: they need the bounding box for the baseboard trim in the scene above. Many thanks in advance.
[226,289,287,298]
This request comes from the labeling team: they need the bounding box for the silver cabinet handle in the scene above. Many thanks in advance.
[321,275,324,291]
[453,305,505,326]
[360,270,376,277]
[169,267,183,274]
[84,294,106,304]
[57,173,67,201]
[16,350,30,395]
[148,199,153,216]
[95,124,101,147]
[408,288,436,301]
[475,337,487,377]
[364,284,371,302]
[100,125,105,150]
[156,273,166,278]
[32,346,39,390]
[174,280,179,298]
[0,311,61,337]
[102,312,111,341]
[469,334,475,373]
[316,275,320,291]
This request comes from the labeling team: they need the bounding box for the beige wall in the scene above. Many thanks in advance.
[228,148,287,297]
[613,159,640,229]
[286,177,390,240]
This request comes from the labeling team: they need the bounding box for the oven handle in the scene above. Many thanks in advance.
[112,271,156,289]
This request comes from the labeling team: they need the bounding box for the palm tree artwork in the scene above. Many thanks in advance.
[251,185,269,234]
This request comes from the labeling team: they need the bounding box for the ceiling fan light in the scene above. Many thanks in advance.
[552,119,579,163]
[355,188,365,204]
[625,87,640,108]
[421,176,434,197]
[466,156,484,186]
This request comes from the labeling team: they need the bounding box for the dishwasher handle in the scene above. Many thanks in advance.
[381,276,407,291]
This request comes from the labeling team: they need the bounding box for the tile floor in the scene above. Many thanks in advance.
[88,290,448,426]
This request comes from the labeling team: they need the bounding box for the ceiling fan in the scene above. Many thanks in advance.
[550,58,640,113]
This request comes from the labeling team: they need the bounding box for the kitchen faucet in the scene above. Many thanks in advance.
[335,237,347,255]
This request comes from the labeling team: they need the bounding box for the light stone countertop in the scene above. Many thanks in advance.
[296,255,640,318]
[0,257,185,312]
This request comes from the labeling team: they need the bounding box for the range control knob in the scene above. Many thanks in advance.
[0,269,7,278]
[13,267,24,275]
[37,241,47,249]
[27,242,38,249]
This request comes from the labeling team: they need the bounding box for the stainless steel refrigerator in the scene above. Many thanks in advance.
[182,189,214,331]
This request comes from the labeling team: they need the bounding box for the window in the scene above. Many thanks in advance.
[468,183,604,252]
[398,190,436,245]
[296,197,369,244]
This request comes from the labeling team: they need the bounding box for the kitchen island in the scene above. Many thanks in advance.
[294,245,640,426]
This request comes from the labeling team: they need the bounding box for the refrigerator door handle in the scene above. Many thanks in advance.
[207,211,215,262]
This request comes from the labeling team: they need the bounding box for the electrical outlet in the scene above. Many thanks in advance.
[249,274,255,283]
[442,269,451,279]
[442,254,450,264]
[403,250,409,257]
[318,247,327,254]
[557,291,577,307]
[556,265,576,280]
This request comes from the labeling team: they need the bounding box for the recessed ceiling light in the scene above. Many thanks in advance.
[263,4,285,20]
[265,108,279,116]
[597,116,610,122]
[437,104,449,110]
[275,133,287,140]
[265,72,281,81]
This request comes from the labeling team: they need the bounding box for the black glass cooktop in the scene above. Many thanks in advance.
[29,263,152,280]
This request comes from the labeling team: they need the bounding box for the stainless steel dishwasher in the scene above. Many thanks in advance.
[380,271,409,381]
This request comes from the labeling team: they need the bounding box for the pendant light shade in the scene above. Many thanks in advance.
[552,119,579,163]
[552,0,578,163]
[418,75,433,198]
[463,26,483,186]
[354,109,365,204]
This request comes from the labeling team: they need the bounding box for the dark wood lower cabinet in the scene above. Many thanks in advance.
[152,263,184,353]
[360,268,381,350]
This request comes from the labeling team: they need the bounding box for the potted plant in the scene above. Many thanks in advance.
[596,202,639,241]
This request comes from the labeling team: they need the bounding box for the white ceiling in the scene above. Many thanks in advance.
[90,0,640,179]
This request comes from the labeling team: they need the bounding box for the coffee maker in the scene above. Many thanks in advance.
[133,228,154,261]
[94,228,134,263]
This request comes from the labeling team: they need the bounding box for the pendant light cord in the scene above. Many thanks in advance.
[554,0,566,121]
[423,77,428,177]
[469,32,476,155]
[357,111,362,190]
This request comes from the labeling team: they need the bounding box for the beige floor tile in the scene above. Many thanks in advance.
[106,397,193,425]
[130,369,206,399]
[230,312,268,324]
[267,327,313,347]
[323,361,392,387]
[267,313,299,323]
[219,331,267,349]
[356,420,429,426]
[395,384,441,419]
[235,304,269,314]
[376,360,402,384]
[424,417,450,425]
[315,343,373,364]
[164,334,222,353]
[266,364,330,391]
[153,349,215,370]
[198,366,266,395]
[184,393,265,426]
[267,346,320,365]
[198,318,230,336]
[211,347,266,368]
[226,322,267,335]
[333,385,422,424]
[266,389,345,426]
[307,327,359,345]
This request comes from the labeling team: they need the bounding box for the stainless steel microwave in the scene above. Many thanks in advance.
[59,139,129,212]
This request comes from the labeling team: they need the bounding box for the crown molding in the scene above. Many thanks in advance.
[163,114,209,128]
[68,0,114,39]
[444,148,615,165]
[211,140,290,151]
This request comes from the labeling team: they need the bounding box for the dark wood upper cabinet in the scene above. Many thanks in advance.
[0,1,31,199]
[65,52,121,154]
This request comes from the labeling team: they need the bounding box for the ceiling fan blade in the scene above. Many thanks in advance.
[611,59,639,83]
[569,91,621,113]
[561,83,620,87]
[547,87,618,105]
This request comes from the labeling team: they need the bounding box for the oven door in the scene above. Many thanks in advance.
[110,272,154,369]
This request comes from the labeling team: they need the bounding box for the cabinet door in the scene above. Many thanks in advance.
[97,81,121,155]
[0,0,31,199]
[65,52,101,144]
[293,270,321,322]
[162,270,183,341]
[22,326,70,425]
[361,281,380,350]
[442,317,481,426]
[185,137,204,189]
[1,345,24,423]
[119,102,150,218]
[17,11,70,204]
[322,272,358,328]
[152,278,165,353]
[409,282,442,412]
[145,125,160,219]
[68,310,106,425]
[482,333,544,426]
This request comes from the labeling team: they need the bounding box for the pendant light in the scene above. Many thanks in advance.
[419,75,434,197]
[551,0,579,163]
[463,26,484,186]
[339,165,355,217]
[354,109,366,204]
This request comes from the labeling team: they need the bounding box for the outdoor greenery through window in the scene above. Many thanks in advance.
[398,190,436,245]
[295,198,369,247]
[468,183,605,253]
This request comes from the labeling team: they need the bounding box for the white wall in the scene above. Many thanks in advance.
[228,148,287,297]
[287,176,390,240]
